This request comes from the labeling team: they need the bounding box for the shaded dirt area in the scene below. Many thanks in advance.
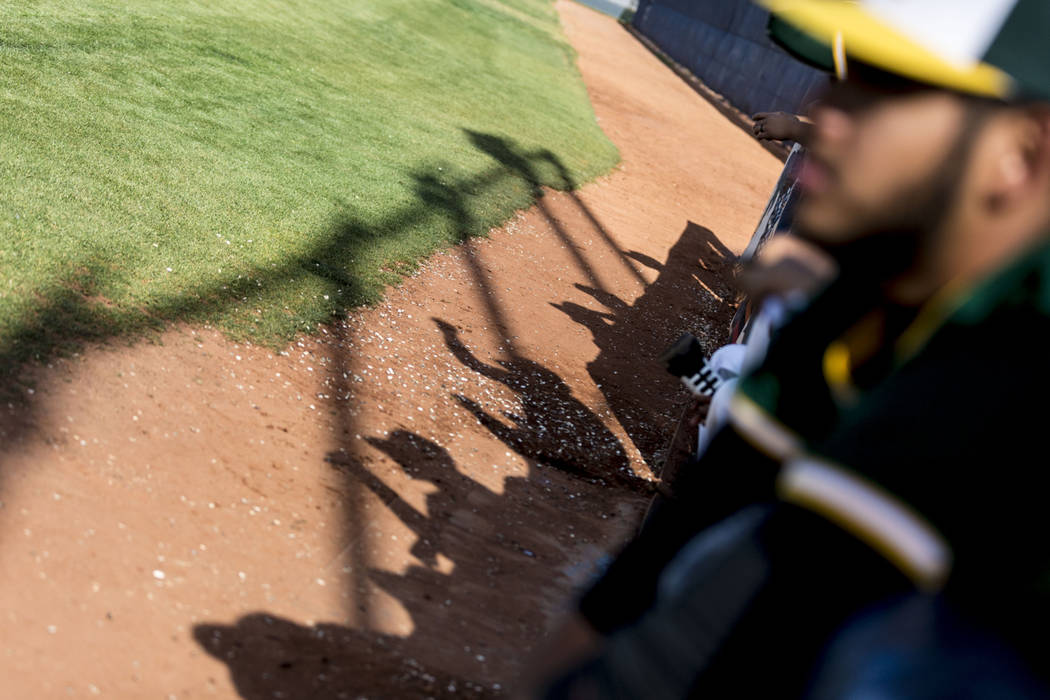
[0,3,781,698]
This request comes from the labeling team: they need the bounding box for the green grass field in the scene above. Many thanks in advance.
[0,0,618,370]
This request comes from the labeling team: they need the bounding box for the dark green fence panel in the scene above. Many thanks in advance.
[633,0,827,115]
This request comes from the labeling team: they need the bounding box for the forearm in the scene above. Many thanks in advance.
[790,119,814,147]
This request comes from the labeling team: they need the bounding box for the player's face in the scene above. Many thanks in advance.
[795,72,974,255]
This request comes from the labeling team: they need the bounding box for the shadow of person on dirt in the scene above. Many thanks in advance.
[197,428,634,699]
[434,318,648,492]
[333,430,606,622]
[194,612,494,700]
[406,133,656,493]
[551,221,738,464]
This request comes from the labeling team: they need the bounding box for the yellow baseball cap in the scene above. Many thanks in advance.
[761,0,1050,100]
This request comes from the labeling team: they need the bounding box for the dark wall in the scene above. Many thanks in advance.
[632,0,827,116]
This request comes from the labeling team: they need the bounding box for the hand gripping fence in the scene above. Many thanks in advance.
[659,332,722,397]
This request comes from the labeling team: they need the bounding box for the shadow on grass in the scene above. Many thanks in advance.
[0,131,600,383]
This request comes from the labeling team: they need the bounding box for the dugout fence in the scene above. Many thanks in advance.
[632,0,826,116]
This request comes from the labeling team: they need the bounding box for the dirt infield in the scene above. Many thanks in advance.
[0,3,781,697]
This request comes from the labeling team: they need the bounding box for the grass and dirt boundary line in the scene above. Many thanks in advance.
[0,0,618,375]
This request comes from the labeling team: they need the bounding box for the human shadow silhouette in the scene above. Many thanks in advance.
[194,611,494,700]
[435,319,649,492]
[552,221,738,464]
[199,429,636,698]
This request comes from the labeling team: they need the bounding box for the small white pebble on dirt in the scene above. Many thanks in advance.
[152,570,165,580]
[47,625,57,634]
[238,572,246,582]
[316,578,326,586]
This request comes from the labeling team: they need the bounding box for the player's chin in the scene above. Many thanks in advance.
[792,203,858,249]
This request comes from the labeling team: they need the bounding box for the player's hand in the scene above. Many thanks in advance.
[685,396,712,429]
[752,111,803,141]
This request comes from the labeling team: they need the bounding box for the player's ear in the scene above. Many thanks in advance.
[1023,105,1050,189]
[978,106,1050,214]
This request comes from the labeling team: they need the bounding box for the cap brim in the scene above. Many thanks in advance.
[760,0,1012,98]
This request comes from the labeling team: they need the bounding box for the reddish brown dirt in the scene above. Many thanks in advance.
[0,3,781,698]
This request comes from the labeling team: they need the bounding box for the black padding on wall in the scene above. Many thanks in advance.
[633,0,827,116]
